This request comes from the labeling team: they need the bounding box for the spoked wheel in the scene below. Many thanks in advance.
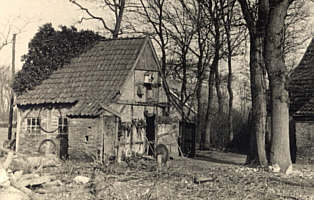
[38,139,57,155]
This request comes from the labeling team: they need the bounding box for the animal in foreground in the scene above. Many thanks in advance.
[155,144,169,167]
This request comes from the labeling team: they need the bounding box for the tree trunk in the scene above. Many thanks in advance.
[8,33,16,141]
[195,0,205,150]
[8,95,14,140]
[113,0,125,39]
[246,36,268,167]
[196,80,203,150]
[246,109,258,163]
[180,51,188,121]
[265,0,292,173]
[264,0,292,172]
[203,68,215,150]
[214,67,223,115]
[226,36,233,144]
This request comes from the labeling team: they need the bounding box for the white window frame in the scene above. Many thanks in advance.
[26,117,41,134]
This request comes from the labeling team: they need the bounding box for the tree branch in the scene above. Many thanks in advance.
[70,0,114,34]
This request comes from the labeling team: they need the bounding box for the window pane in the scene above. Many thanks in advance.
[58,117,68,134]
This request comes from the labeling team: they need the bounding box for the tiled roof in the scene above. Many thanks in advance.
[295,98,314,116]
[288,38,314,116]
[16,37,148,116]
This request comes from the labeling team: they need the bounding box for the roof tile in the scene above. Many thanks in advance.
[289,38,314,116]
[16,37,148,116]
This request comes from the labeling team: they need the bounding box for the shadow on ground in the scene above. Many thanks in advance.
[193,150,247,166]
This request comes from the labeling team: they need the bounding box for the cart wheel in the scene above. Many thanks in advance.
[38,139,57,155]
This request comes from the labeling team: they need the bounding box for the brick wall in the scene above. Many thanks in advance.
[18,132,59,155]
[295,122,314,157]
[18,106,67,156]
[68,117,102,160]
[18,105,118,161]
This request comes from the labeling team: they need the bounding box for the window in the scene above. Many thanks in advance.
[27,118,41,134]
[58,118,68,134]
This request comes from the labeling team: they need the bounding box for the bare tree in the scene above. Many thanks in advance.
[0,18,31,140]
[283,0,311,70]
[0,66,11,118]
[218,0,247,144]
[265,0,294,173]
[238,0,295,172]
[237,0,269,166]
[0,24,14,120]
[137,0,184,116]
[69,0,136,38]
[161,1,196,118]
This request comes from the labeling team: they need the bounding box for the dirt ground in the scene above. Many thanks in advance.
[10,150,311,200]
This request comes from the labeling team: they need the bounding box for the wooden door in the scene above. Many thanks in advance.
[179,121,196,157]
[146,115,155,156]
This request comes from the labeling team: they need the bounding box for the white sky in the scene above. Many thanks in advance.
[0,0,95,71]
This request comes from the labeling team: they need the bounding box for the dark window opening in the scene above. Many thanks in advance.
[58,117,68,134]
[85,136,89,143]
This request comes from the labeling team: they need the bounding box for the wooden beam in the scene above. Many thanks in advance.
[116,100,170,107]
[293,115,314,122]
[99,103,121,118]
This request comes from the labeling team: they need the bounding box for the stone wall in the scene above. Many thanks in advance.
[156,117,180,158]
[295,122,314,158]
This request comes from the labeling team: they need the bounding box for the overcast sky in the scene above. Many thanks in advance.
[0,0,314,73]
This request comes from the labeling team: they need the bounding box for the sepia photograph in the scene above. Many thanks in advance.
[0,0,314,199]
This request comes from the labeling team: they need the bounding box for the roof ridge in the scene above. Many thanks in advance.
[290,38,314,78]
[98,36,148,42]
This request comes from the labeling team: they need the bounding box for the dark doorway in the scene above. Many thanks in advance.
[59,134,68,159]
[146,114,155,156]
[58,117,69,160]
[179,121,196,157]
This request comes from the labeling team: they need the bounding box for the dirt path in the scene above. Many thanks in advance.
[194,150,247,166]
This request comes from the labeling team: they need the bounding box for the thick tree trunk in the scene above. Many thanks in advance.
[197,81,203,150]
[269,80,291,171]
[203,68,215,150]
[246,36,268,167]
[238,0,268,167]
[265,0,292,173]
[246,109,258,163]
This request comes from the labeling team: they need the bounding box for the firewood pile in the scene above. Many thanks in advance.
[0,148,61,200]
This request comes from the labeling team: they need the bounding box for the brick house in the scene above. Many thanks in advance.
[15,37,195,160]
[288,38,314,160]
